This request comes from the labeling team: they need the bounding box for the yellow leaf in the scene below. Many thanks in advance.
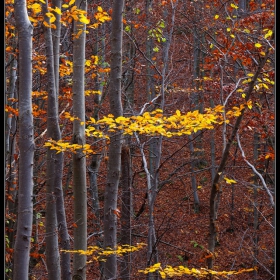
[97,6,103,12]
[176,110,181,116]
[230,34,235,38]
[227,28,231,32]
[230,3,239,9]
[210,43,214,49]
[53,6,62,15]
[79,14,90,24]
[247,100,253,109]
[255,43,262,48]
[69,0,75,6]
[224,177,237,184]
[30,3,42,14]
[214,15,219,20]
[197,186,202,189]
[247,73,254,77]
[264,29,273,39]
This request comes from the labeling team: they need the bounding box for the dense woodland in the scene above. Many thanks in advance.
[4,0,275,279]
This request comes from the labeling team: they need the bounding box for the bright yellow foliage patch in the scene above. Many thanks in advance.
[139,262,256,279]
[44,106,226,155]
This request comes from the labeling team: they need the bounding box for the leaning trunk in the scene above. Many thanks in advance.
[207,49,271,269]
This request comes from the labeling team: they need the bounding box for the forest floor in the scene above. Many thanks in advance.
[30,129,275,280]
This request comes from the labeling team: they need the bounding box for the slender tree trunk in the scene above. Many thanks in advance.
[5,47,18,280]
[5,55,18,215]
[119,13,135,276]
[51,1,72,278]
[52,0,61,97]
[12,2,34,279]
[72,0,88,278]
[42,2,62,278]
[252,132,260,280]
[207,49,270,270]
[119,146,132,280]
[189,25,205,212]
[88,23,106,239]
[103,1,124,278]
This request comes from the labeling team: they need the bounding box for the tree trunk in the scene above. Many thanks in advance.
[119,146,132,280]
[5,44,18,280]
[103,1,124,278]
[42,1,62,278]
[72,0,88,278]
[12,2,34,279]
[207,49,271,270]
[51,0,72,278]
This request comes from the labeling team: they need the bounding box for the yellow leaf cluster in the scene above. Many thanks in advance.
[94,6,111,22]
[87,6,111,29]
[86,106,224,137]
[61,243,147,263]
[85,90,102,96]
[226,104,245,118]
[139,263,256,279]
[45,106,224,155]
[44,139,94,156]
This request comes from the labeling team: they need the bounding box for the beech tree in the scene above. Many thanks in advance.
[72,0,88,278]
[12,1,34,279]
[102,0,125,279]
[42,1,61,278]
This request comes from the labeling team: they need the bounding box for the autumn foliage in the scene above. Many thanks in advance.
[5,0,274,279]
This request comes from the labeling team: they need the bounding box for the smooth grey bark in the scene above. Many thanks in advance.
[119,12,135,276]
[143,3,159,277]
[252,132,260,280]
[50,1,72,278]
[42,2,62,278]
[5,57,17,167]
[207,49,271,270]
[123,12,136,112]
[52,0,62,97]
[5,56,18,211]
[72,0,88,278]
[12,1,34,279]
[146,4,177,279]
[5,48,18,280]
[88,23,106,237]
[189,26,207,212]
[102,0,124,279]
[119,146,132,280]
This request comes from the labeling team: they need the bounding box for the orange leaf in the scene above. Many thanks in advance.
[112,209,121,218]
[30,252,41,259]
